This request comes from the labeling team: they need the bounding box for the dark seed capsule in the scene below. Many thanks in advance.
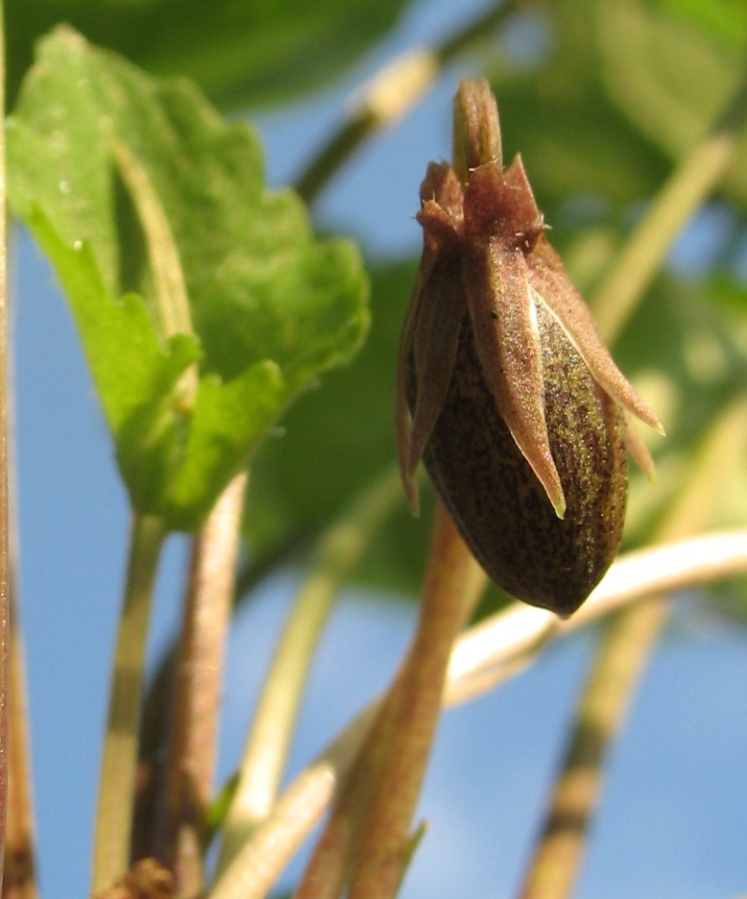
[412,301,628,618]
[396,80,663,618]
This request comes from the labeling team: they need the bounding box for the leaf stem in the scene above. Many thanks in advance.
[153,472,247,898]
[593,68,747,344]
[92,512,166,895]
[294,0,520,205]
[215,467,403,876]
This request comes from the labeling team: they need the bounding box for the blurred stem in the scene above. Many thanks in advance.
[517,73,747,891]
[134,530,311,857]
[110,137,193,342]
[294,0,519,205]
[447,527,747,705]
[4,599,37,899]
[516,395,747,899]
[0,2,9,888]
[92,512,166,895]
[216,467,403,876]
[593,68,747,343]
[517,599,669,899]
[153,472,247,899]
[295,504,486,899]
[204,527,747,899]
[208,702,381,899]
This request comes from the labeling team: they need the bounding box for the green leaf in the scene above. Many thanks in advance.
[8,28,369,531]
[159,362,286,531]
[25,206,201,437]
[5,0,410,112]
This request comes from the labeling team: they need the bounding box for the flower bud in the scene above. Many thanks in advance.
[395,79,663,616]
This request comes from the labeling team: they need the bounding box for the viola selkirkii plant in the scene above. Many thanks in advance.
[396,79,664,617]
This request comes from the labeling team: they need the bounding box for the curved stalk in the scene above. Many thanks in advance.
[91,512,166,894]
[446,527,747,705]
[344,507,484,899]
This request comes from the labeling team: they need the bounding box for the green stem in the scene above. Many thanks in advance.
[215,467,403,876]
[294,0,519,205]
[208,703,380,899]
[593,69,747,344]
[91,512,166,894]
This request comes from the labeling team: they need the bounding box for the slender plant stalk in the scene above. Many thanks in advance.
[216,467,403,876]
[294,504,486,899]
[110,135,198,409]
[91,512,166,895]
[132,534,310,864]
[593,68,747,343]
[344,507,485,899]
[511,59,747,891]
[4,598,37,899]
[152,472,247,899]
[208,702,381,899]
[516,392,747,899]
[202,527,747,899]
[0,2,10,888]
[294,0,519,205]
[517,597,669,899]
[447,528,747,706]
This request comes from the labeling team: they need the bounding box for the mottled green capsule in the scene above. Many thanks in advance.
[395,80,663,617]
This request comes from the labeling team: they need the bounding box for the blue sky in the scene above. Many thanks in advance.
[11,1,747,897]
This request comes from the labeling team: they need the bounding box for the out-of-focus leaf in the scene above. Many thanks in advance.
[487,2,670,212]
[653,0,747,50]
[244,259,435,599]
[8,28,369,531]
[489,0,747,214]
[5,0,410,112]
[593,0,747,202]
[613,270,747,543]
